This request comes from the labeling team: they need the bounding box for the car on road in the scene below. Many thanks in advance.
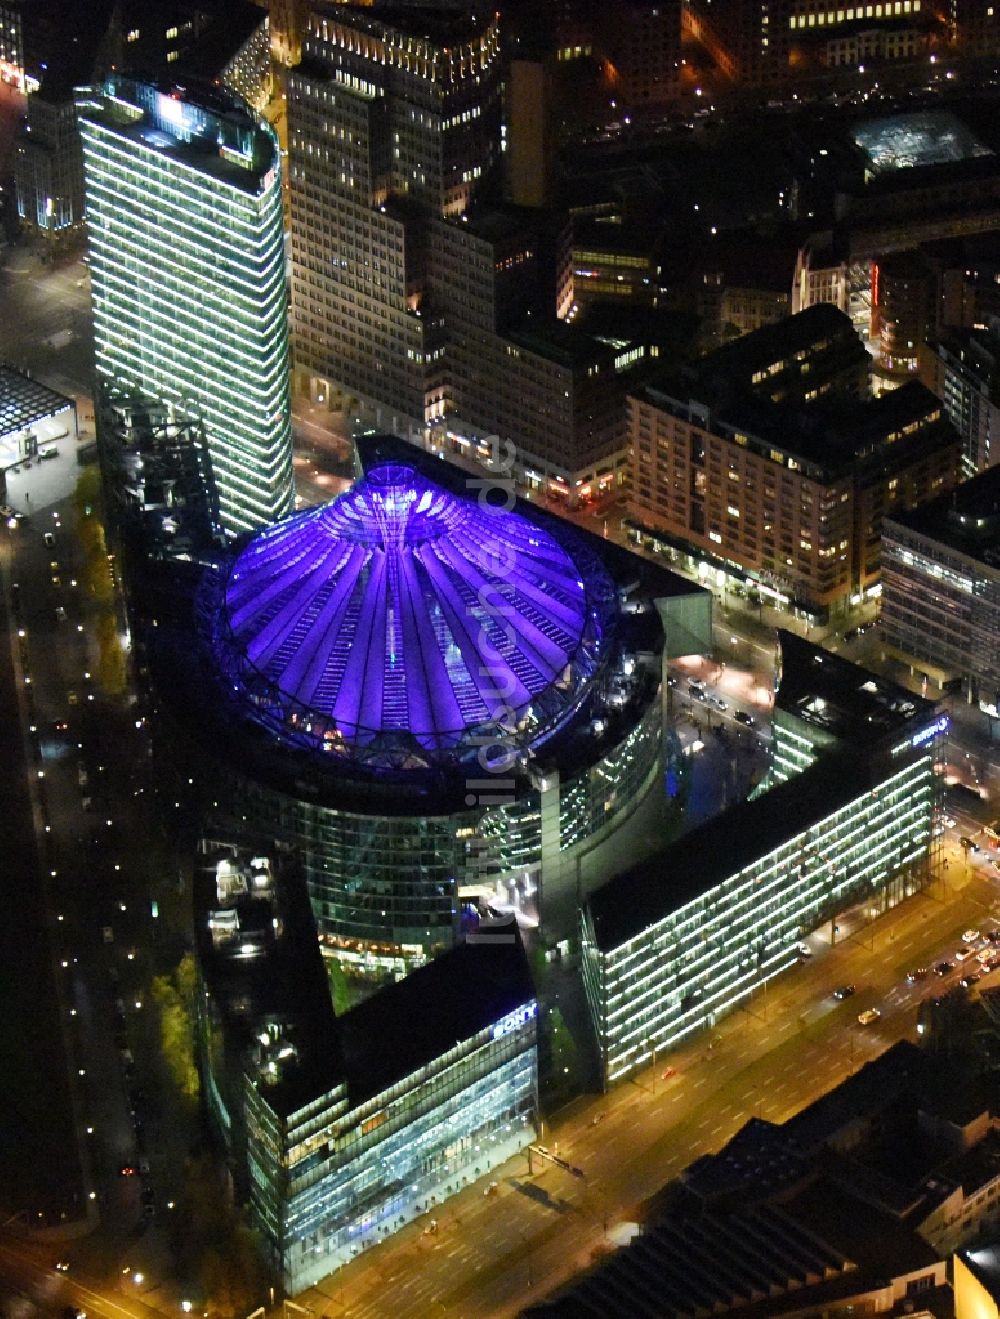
[688,683,706,700]
[43,531,55,547]
[734,711,755,727]
[713,697,729,711]
[906,968,928,983]
[54,1261,70,1273]
[833,985,856,1000]
[120,1164,137,1177]
[961,974,980,989]
[857,1008,881,1026]
[955,946,974,962]
[934,961,952,976]
[964,929,982,944]
[55,605,67,622]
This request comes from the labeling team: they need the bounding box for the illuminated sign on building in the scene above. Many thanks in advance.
[492,1001,537,1040]
[892,714,950,756]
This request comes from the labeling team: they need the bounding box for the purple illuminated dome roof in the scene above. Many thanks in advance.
[211,464,616,768]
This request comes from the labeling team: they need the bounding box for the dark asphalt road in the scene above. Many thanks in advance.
[0,530,87,1223]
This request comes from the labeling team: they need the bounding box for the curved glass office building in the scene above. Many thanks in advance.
[79,75,295,537]
[176,449,694,974]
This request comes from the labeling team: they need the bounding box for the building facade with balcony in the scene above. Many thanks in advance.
[628,309,959,621]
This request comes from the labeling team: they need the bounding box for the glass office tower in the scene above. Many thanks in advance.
[79,75,294,536]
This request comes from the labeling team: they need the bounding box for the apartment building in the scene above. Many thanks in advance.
[688,0,934,84]
[628,307,958,618]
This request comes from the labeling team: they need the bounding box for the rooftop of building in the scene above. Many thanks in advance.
[701,302,863,384]
[451,205,543,245]
[774,630,939,748]
[929,1128,1000,1204]
[0,365,74,438]
[580,302,702,357]
[336,924,536,1107]
[194,841,342,1108]
[197,837,536,1118]
[700,227,804,294]
[213,460,616,769]
[507,319,613,369]
[853,110,993,178]
[78,73,278,194]
[585,748,869,952]
[781,1040,927,1155]
[167,1,267,83]
[635,373,954,478]
[18,0,118,100]
[262,922,534,1118]
[148,435,701,815]
[571,218,663,257]
[882,463,1000,571]
[315,2,493,51]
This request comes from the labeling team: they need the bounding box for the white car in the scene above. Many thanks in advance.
[963,930,982,945]
[955,947,974,962]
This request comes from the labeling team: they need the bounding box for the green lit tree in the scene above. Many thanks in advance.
[151,966,200,1106]
[327,957,351,1016]
[548,1006,579,1088]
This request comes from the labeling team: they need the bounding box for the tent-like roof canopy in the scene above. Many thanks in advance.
[210,464,616,768]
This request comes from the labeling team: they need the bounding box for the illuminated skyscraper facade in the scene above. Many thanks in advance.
[79,75,294,536]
